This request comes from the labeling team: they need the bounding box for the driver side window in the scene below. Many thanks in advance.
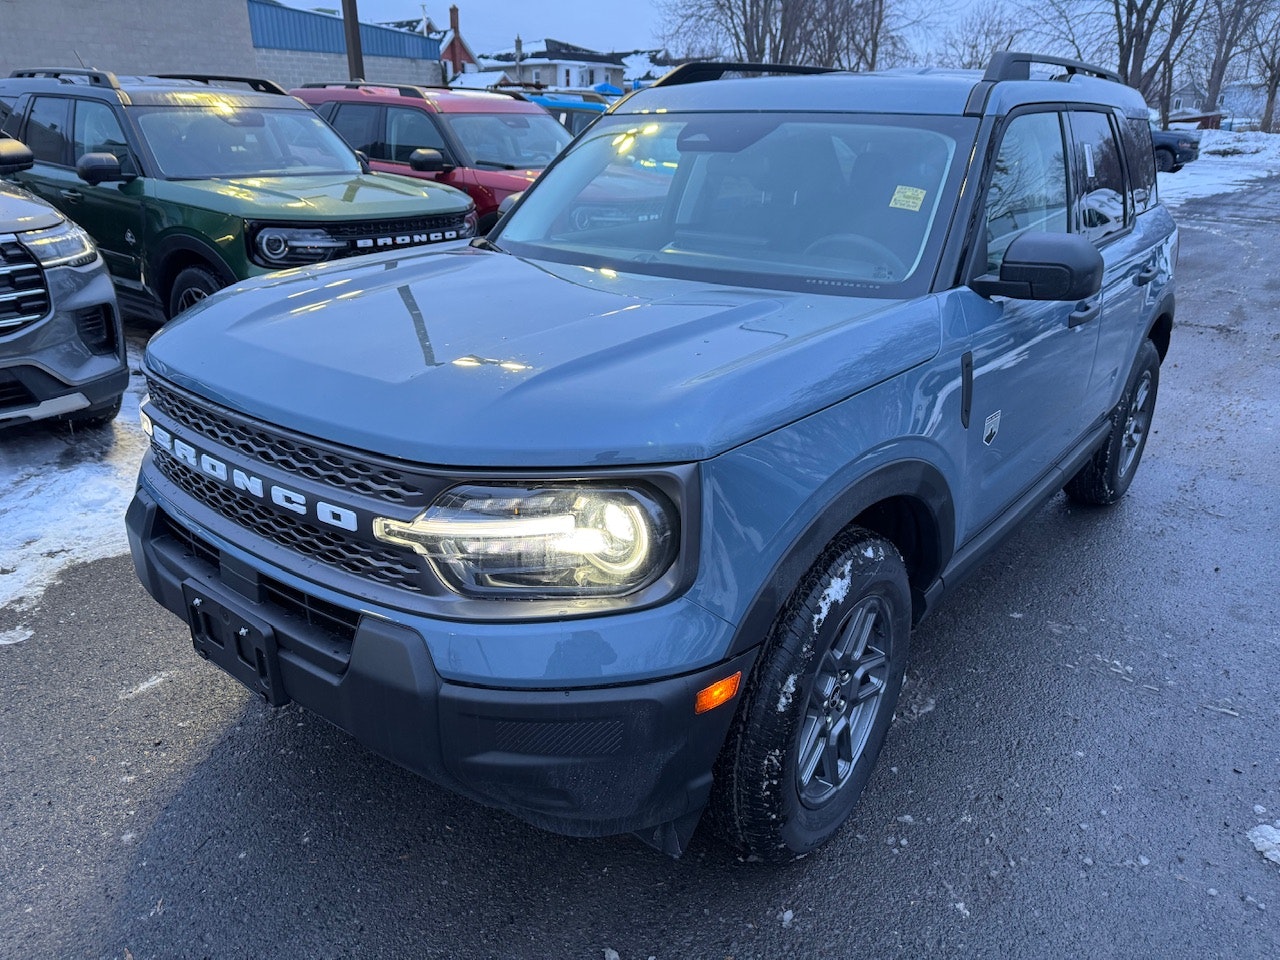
[985,112,1069,272]
[72,100,133,170]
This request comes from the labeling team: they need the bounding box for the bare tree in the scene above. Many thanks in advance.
[1254,2,1280,131]
[1198,0,1270,109]
[937,0,1025,68]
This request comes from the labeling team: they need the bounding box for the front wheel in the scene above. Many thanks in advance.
[1154,148,1175,173]
[711,528,910,861]
[1064,339,1161,506]
[167,265,225,319]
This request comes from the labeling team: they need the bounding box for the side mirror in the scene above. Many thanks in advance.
[0,137,34,175]
[409,148,451,173]
[970,232,1103,302]
[77,152,130,185]
[497,191,522,217]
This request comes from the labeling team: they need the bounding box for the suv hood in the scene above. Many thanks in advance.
[0,179,65,231]
[146,247,940,467]
[156,172,472,218]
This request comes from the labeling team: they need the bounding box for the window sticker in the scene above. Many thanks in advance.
[889,185,926,212]
[1084,142,1096,179]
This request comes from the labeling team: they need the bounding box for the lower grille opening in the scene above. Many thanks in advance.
[75,305,117,355]
[0,370,37,410]
[157,509,361,645]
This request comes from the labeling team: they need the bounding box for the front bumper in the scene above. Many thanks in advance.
[126,486,756,846]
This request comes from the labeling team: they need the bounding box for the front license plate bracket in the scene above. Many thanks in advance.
[181,579,289,707]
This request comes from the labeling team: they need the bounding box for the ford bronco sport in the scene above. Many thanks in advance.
[126,54,1176,860]
[0,69,476,321]
[1,135,127,429]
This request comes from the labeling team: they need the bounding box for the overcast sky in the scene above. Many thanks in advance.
[287,1,668,55]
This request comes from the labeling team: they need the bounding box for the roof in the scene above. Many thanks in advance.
[0,70,306,109]
[292,82,545,115]
[483,39,624,67]
[614,68,1149,119]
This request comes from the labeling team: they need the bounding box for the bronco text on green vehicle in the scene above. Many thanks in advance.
[0,69,476,320]
[127,55,1175,860]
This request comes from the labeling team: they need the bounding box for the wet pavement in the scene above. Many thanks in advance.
[1,182,1278,959]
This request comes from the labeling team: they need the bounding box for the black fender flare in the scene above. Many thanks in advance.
[725,458,955,658]
[149,234,239,300]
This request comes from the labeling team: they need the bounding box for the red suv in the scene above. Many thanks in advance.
[293,83,571,232]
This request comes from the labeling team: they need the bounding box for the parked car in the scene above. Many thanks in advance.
[293,83,571,233]
[0,69,476,321]
[1150,124,1199,172]
[525,91,607,136]
[127,53,1175,861]
[0,135,127,429]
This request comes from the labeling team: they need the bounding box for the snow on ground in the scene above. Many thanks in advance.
[3,131,1280,624]
[0,343,148,618]
[1156,129,1280,206]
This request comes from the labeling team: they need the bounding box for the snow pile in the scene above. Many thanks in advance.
[1247,821,1280,867]
[0,345,147,612]
[1157,129,1280,206]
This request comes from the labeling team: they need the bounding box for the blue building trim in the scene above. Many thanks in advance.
[247,1,441,60]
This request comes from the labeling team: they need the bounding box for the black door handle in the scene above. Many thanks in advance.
[59,188,83,202]
[1069,300,1100,327]
[1133,264,1159,285]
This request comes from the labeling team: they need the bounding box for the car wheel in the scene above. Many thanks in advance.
[1064,339,1161,506]
[1154,148,1175,173]
[168,265,225,319]
[711,528,910,861]
[61,395,123,429]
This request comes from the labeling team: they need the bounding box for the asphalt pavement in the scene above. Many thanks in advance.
[1,182,1278,959]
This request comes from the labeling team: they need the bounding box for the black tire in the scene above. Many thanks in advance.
[60,395,122,429]
[1154,148,1175,173]
[1064,339,1160,506]
[167,264,225,319]
[711,528,911,861]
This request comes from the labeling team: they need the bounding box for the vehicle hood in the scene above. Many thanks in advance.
[0,179,64,231]
[146,247,941,467]
[155,172,472,218]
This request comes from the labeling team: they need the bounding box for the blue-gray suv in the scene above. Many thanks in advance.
[126,54,1175,861]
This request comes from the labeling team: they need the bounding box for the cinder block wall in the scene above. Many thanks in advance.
[254,50,444,91]
[0,0,257,76]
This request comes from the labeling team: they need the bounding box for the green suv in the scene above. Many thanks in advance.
[0,69,476,320]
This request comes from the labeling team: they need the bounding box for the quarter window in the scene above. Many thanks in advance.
[984,111,1069,272]
[1120,117,1157,214]
[1071,111,1129,244]
[24,97,71,165]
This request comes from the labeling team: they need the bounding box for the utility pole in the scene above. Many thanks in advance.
[341,0,365,80]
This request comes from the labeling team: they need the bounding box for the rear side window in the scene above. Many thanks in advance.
[0,96,13,129]
[1070,110,1129,244]
[984,111,1069,272]
[329,103,380,156]
[25,96,71,165]
[1120,116,1157,213]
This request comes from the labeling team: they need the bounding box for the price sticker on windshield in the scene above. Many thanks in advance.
[889,186,926,212]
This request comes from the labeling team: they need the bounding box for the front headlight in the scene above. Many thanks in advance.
[249,224,347,267]
[460,207,478,239]
[19,221,97,268]
[373,483,678,598]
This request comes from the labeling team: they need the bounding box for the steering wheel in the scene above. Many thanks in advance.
[803,233,907,279]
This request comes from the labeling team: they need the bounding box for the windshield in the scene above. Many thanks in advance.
[442,112,571,170]
[495,113,972,294]
[134,106,362,179]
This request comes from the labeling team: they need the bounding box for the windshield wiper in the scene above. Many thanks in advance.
[471,237,504,253]
[474,159,519,170]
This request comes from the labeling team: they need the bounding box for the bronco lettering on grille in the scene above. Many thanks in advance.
[151,423,358,532]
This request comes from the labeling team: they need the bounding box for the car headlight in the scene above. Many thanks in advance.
[19,221,97,268]
[249,224,346,267]
[373,483,678,598]
[460,207,478,239]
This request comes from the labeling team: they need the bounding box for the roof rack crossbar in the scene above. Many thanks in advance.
[8,67,120,89]
[983,52,1121,85]
[299,81,429,99]
[152,74,289,95]
[652,61,838,88]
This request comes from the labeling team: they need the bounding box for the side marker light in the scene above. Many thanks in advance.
[695,671,742,715]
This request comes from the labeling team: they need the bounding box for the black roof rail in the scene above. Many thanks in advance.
[298,81,430,99]
[983,52,1121,84]
[8,67,121,89]
[152,74,289,95]
[651,61,838,87]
